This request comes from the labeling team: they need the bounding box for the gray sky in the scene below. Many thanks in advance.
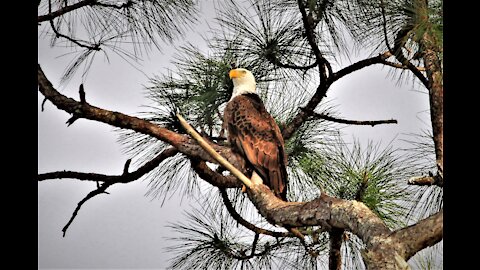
[38,1,433,269]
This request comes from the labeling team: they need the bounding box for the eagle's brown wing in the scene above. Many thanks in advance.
[224,94,288,200]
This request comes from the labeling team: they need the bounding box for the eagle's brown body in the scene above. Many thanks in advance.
[224,93,288,200]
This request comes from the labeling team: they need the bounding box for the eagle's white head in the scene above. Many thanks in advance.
[229,68,256,100]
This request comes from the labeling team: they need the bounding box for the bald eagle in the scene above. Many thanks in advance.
[223,68,288,201]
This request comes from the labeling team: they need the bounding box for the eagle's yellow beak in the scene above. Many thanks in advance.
[229,69,242,79]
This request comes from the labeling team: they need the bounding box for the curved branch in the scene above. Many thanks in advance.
[332,51,392,82]
[39,147,179,183]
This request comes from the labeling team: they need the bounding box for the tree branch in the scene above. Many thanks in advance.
[38,0,132,22]
[38,0,95,22]
[38,147,179,183]
[189,159,242,188]
[297,0,332,81]
[329,228,344,270]
[308,111,397,126]
[332,52,392,82]
[408,174,443,187]
[62,181,112,237]
[177,113,253,189]
[38,64,247,172]
[219,188,290,238]
[40,147,178,236]
[379,0,429,88]
[391,209,443,261]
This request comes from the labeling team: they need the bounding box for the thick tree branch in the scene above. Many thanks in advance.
[392,209,443,261]
[308,111,397,126]
[38,64,247,173]
[38,147,178,183]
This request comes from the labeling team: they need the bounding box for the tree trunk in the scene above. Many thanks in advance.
[422,32,443,171]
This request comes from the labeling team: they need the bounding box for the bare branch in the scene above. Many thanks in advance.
[41,97,47,112]
[62,181,111,237]
[38,147,179,183]
[332,52,392,81]
[123,159,132,175]
[38,0,95,22]
[48,19,101,51]
[308,111,397,126]
[329,228,344,270]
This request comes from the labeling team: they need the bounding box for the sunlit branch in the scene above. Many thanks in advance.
[408,174,443,187]
[177,113,253,189]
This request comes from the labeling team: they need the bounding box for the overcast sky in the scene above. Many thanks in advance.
[38,1,433,269]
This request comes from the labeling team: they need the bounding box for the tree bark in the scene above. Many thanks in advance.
[422,32,443,171]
